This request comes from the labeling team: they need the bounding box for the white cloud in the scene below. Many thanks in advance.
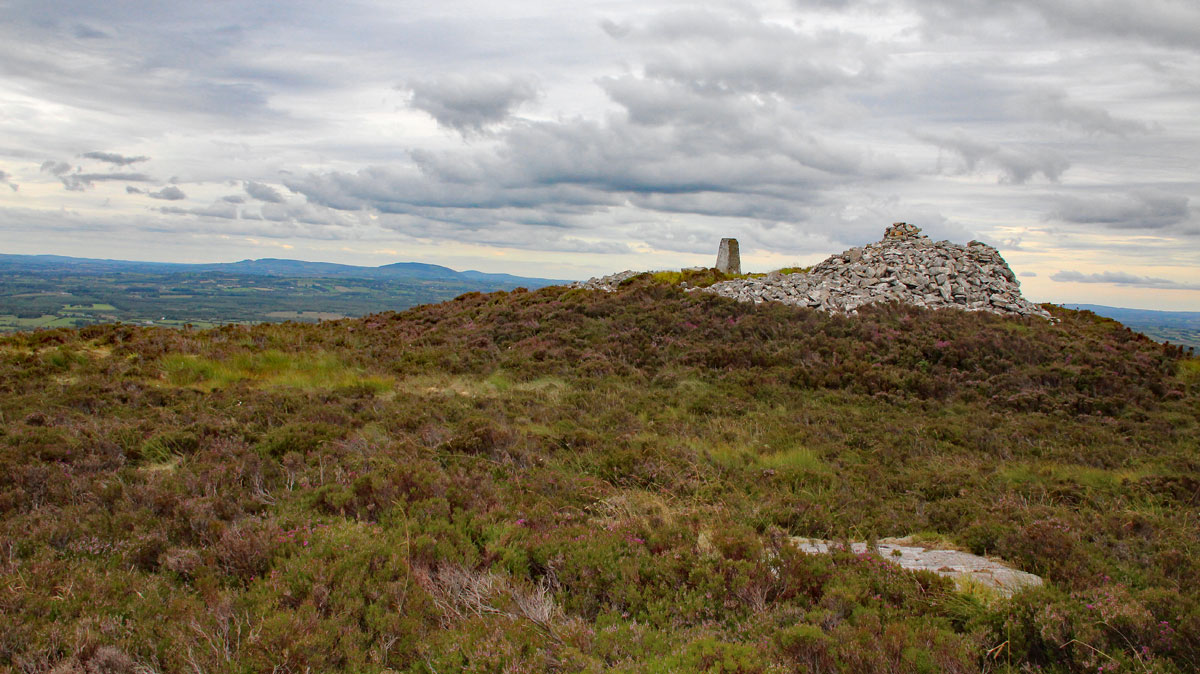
[1051,269,1200,290]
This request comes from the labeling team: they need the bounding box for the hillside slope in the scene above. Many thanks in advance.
[1,276,1198,673]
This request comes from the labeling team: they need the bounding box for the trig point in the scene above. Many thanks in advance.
[716,238,741,275]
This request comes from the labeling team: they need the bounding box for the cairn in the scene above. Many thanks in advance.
[700,224,1051,320]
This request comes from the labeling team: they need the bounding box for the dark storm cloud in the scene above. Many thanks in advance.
[1049,190,1191,230]
[405,75,539,133]
[147,185,187,200]
[1051,270,1200,290]
[244,181,285,203]
[81,151,150,166]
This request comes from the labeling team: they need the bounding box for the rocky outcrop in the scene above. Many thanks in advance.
[701,223,1052,320]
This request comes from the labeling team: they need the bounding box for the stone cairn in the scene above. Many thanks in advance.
[570,223,1051,321]
[700,223,1052,319]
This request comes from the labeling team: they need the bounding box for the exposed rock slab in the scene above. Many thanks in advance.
[791,536,1043,597]
[702,223,1052,320]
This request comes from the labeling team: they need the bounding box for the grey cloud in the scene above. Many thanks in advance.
[287,106,896,227]
[285,10,922,257]
[221,194,246,204]
[599,19,631,39]
[1020,271,1038,277]
[1051,269,1200,290]
[125,185,143,194]
[374,210,635,254]
[58,172,153,191]
[159,202,240,220]
[405,75,539,133]
[622,10,881,97]
[0,170,16,191]
[1007,0,1200,50]
[1049,190,1190,229]
[880,0,1200,50]
[40,161,73,176]
[1017,90,1155,136]
[244,181,285,203]
[73,24,109,39]
[992,147,1071,184]
[917,130,1070,183]
[159,195,362,230]
[147,185,187,201]
[81,151,150,166]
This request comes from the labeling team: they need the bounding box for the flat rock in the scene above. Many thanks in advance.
[791,536,1043,597]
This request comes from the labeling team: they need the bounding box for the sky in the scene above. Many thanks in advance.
[1,0,1198,310]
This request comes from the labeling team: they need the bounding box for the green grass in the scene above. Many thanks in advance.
[63,303,116,311]
[757,445,827,473]
[1180,357,1200,387]
[161,350,392,391]
[997,462,1158,491]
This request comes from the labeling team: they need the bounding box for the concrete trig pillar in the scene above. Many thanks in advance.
[716,238,741,275]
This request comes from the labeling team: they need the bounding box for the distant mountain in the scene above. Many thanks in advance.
[0,253,568,287]
[1063,303,1200,351]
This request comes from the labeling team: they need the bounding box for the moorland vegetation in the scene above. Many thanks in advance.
[1,270,1198,673]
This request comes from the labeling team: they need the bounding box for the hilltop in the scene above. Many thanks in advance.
[1,276,1198,673]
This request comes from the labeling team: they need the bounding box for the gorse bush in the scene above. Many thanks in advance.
[0,278,1197,672]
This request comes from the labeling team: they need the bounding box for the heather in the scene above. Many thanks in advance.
[1,276,1197,673]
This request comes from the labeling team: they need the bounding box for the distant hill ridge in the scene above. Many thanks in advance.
[0,253,567,287]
